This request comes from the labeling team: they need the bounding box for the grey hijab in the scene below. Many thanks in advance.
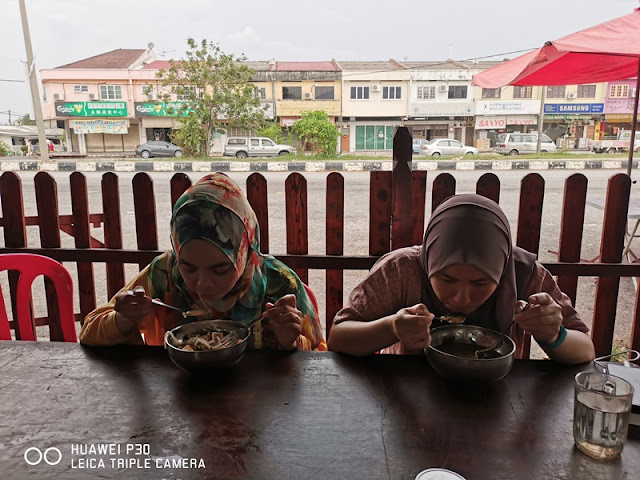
[419,194,520,332]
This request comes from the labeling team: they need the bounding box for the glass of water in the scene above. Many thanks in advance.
[573,371,634,460]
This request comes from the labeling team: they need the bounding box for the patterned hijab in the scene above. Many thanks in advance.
[419,194,517,332]
[149,173,267,324]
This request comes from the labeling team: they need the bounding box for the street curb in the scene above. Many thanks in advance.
[0,159,635,173]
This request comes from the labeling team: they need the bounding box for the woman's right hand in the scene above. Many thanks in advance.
[114,285,153,327]
[391,303,433,350]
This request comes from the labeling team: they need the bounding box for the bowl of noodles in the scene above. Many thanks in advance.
[164,320,250,371]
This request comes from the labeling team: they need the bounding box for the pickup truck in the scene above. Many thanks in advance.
[587,130,640,153]
[223,137,295,158]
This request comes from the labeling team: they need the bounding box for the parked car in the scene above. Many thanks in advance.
[494,133,557,155]
[420,138,479,157]
[224,137,295,158]
[412,138,429,154]
[136,141,183,158]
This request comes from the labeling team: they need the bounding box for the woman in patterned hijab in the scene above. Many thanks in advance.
[80,173,326,351]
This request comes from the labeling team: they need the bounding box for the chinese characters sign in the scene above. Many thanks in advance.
[134,102,191,117]
[55,101,128,117]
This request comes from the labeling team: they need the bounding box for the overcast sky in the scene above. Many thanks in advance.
[0,0,637,123]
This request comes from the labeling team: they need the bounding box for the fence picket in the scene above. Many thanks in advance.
[247,173,269,254]
[476,173,501,204]
[0,172,31,338]
[133,173,158,270]
[592,174,630,357]
[70,172,96,323]
[285,173,308,283]
[326,172,344,335]
[101,173,125,298]
[431,173,456,212]
[170,173,192,209]
[369,171,392,256]
[35,173,65,341]
[557,174,588,305]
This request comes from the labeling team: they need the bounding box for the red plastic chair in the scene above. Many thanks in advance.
[0,253,77,342]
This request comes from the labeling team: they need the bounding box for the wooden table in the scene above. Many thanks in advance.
[1,342,638,480]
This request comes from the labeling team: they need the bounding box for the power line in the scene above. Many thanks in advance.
[0,79,26,83]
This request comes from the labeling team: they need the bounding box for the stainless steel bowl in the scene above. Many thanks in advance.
[426,325,515,382]
[164,320,250,371]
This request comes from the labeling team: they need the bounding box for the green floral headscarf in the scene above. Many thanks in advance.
[147,173,323,350]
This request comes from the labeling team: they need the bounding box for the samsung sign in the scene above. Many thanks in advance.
[544,103,604,114]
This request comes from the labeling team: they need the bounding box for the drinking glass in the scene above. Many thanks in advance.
[573,371,634,460]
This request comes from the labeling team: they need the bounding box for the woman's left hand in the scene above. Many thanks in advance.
[514,292,563,344]
[263,294,303,350]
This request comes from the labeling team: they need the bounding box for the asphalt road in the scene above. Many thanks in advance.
[4,169,636,354]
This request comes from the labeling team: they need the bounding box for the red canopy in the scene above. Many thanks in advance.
[472,9,640,87]
[472,8,640,174]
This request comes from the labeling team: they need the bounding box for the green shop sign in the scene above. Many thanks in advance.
[134,102,192,117]
[55,101,127,117]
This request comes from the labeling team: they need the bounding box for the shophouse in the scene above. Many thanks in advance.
[40,48,157,154]
[271,61,341,132]
[473,84,543,149]
[405,60,497,148]
[543,83,606,148]
[336,60,410,153]
[602,79,639,138]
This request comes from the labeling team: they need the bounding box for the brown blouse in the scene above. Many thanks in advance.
[333,246,588,355]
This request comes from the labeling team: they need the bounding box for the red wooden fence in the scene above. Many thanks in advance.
[1,128,640,358]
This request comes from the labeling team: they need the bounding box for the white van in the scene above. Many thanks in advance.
[495,133,557,155]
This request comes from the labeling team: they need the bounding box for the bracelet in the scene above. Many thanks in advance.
[538,325,567,350]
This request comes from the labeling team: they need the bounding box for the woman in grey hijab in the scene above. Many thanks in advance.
[328,194,595,364]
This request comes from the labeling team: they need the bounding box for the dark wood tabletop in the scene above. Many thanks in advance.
[0,342,638,480]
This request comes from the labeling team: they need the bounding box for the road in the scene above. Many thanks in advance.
[3,169,636,353]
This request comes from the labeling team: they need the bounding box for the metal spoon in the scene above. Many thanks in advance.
[435,312,467,324]
[474,302,532,359]
[152,298,207,319]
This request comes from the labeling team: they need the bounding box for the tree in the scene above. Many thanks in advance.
[156,38,266,157]
[291,110,340,157]
[16,114,36,125]
[258,122,285,145]
[0,141,10,156]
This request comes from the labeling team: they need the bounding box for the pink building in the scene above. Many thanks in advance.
[40,48,168,154]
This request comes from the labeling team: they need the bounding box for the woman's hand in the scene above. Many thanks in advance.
[114,285,153,329]
[514,293,563,344]
[391,303,433,350]
[263,294,303,350]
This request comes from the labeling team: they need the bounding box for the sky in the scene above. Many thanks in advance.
[0,0,637,123]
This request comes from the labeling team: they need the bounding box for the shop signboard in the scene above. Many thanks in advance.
[543,103,604,114]
[55,101,127,117]
[71,119,129,134]
[476,100,540,115]
[134,102,191,117]
[476,116,506,129]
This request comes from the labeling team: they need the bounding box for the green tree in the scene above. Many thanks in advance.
[0,141,11,156]
[291,110,339,157]
[16,115,36,125]
[258,122,285,145]
[156,38,265,157]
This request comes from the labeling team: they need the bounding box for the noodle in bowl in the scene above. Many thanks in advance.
[164,320,250,371]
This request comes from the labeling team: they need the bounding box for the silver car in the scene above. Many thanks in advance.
[420,138,479,157]
[224,137,295,158]
[136,141,183,158]
[495,133,557,155]
[413,139,428,154]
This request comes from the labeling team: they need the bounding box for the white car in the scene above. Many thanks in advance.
[420,138,479,157]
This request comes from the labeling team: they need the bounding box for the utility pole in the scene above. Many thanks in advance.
[536,86,546,155]
[8,110,11,124]
[19,0,49,161]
